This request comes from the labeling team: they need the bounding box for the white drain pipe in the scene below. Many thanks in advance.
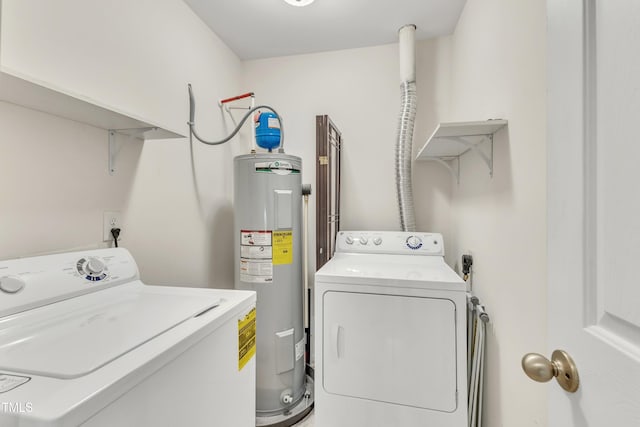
[399,24,416,84]
[395,24,417,232]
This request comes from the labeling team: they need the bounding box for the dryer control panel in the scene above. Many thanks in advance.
[336,231,444,256]
[0,248,139,318]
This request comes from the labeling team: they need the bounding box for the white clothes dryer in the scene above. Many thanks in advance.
[0,248,256,427]
[314,231,468,427]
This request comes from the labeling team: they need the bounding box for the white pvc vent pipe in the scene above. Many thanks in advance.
[395,24,417,232]
[399,24,416,82]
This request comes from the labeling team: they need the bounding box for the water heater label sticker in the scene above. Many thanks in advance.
[240,245,273,259]
[240,230,272,246]
[239,260,273,283]
[240,230,273,283]
[272,230,293,265]
[238,307,257,371]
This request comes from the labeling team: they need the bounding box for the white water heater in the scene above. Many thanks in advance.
[234,153,306,420]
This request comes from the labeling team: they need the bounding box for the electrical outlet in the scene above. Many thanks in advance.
[462,254,473,276]
[103,211,122,242]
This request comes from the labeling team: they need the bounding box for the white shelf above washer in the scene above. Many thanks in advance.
[416,120,507,183]
[0,67,185,175]
[0,69,184,139]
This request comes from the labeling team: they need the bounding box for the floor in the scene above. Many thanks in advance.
[293,411,314,426]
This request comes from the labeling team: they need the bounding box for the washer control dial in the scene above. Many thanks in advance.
[406,235,423,250]
[373,237,383,246]
[86,258,105,275]
[345,235,354,245]
[0,276,25,294]
[77,257,108,282]
[359,236,368,245]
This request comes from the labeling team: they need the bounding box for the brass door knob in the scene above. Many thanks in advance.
[521,349,579,393]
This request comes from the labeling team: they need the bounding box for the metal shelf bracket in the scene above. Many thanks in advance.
[437,135,494,178]
[416,120,506,183]
[108,130,117,176]
[431,157,460,184]
[108,127,157,175]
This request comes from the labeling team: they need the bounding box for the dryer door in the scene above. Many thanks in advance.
[322,291,458,412]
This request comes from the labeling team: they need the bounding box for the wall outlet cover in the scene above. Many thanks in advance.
[103,211,122,242]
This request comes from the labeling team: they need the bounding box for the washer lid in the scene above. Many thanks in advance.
[315,253,466,291]
[0,282,220,379]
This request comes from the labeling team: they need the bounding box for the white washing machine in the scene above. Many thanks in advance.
[0,248,256,427]
[314,231,468,427]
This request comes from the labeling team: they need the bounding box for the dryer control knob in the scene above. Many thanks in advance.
[359,236,368,245]
[0,276,25,294]
[406,236,423,250]
[345,236,354,245]
[85,257,105,275]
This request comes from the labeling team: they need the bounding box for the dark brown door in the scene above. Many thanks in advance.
[316,115,342,270]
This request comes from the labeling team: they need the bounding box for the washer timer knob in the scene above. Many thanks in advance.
[77,257,108,282]
[359,236,368,245]
[345,235,354,245]
[373,237,383,246]
[406,235,423,250]
[85,258,105,275]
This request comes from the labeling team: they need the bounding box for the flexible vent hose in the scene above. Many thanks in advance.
[395,25,417,232]
[395,81,417,231]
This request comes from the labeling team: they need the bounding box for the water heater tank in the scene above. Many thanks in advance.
[234,153,306,418]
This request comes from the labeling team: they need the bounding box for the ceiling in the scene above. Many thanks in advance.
[183,0,467,60]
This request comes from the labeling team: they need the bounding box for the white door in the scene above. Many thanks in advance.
[547,0,640,425]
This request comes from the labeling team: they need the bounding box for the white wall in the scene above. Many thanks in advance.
[244,0,547,424]
[438,0,548,425]
[0,101,142,259]
[0,1,244,293]
[243,42,454,275]
[1,1,547,425]
[121,1,245,288]
[1,0,219,135]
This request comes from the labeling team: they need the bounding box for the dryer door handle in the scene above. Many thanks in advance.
[332,324,345,359]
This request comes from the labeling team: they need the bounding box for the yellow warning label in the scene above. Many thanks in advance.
[238,307,257,371]
[272,230,293,265]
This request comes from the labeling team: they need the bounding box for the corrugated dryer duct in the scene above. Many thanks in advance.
[395,24,417,232]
